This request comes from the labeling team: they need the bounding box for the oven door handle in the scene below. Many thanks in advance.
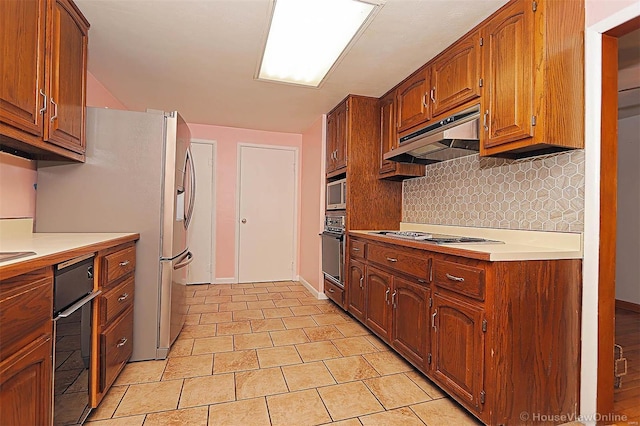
[321,231,344,240]
[55,290,102,319]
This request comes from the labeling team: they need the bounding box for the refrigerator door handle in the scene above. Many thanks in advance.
[184,147,196,229]
[173,251,194,270]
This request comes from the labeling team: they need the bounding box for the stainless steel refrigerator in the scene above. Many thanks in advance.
[35,107,196,361]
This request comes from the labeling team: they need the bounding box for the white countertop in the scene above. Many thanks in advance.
[351,223,583,261]
[0,232,140,268]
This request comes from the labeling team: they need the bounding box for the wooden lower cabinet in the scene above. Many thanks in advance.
[364,265,391,340]
[0,335,53,426]
[431,292,485,412]
[391,277,429,368]
[92,241,136,407]
[348,234,581,425]
[0,267,53,426]
[347,259,366,321]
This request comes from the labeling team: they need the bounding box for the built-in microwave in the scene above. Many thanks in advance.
[326,178,346,210]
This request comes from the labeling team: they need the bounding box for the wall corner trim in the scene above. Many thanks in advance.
[299,276,328,300]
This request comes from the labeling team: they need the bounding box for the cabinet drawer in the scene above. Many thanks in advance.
[0,269,53,361]
[367,243,429,281]
[100,276,134,326]
[324,278,344,307]
[100,307,133,392]
[434,260,485,301]
[103,245,135,286]
[349,239,366,260]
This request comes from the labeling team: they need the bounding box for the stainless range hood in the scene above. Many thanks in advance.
[384,105,480,164]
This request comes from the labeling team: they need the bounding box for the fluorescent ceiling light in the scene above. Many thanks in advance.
[258,0,380,87]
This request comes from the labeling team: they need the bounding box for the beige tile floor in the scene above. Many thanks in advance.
[87,281,481,426]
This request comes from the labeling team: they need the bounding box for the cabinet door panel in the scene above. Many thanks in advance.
[365,265,391,341]
[391,278,428,368]
[348,259,366,321]
[397,68,431,133]
[0,0,46,137]
[46,0,88,153]
[333,102,347,171]
[482,0,534,148]
[0,335,52,426]
[379,93,396,175]
[326,112,336,173]
[432,293,484,412]
[432,31,481,117]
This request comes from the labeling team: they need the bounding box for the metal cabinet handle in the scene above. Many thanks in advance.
[432,310,437,329]
[391,290,397,308]
[328,288,335,293]
[430,87,436,103]
[446,273,465,282]
[422,93,428,108]
[119,260,130,267]
[417,279,426,283]
[385,288,390,304]
[352,247,360,252]
[483,110,489,131]
[359,276,364,289]
[50,98,58,122]
[39,90,47,114]
[118,293,129,302]
[116,337,128,348]
[386,257,397,263]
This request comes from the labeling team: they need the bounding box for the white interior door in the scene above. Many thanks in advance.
[188,141,215,284]
[238,145,297,283]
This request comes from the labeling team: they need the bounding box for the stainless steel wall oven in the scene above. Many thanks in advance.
[321,215,345,287]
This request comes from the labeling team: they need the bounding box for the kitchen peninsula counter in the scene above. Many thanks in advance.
[350,223,582,262]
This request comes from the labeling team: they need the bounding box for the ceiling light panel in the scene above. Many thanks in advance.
[258,0,380,87]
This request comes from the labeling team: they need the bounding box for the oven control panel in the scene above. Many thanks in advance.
[324,216,345,233]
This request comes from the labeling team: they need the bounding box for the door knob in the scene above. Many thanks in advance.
[241,218,247,223]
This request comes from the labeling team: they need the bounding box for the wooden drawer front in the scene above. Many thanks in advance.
[350,239,366,260]
[100,307,133,392]
[104,246,136,285]
[367,243,429,281]
[0,268,53,361]
[101,276,134,326]
[434,260,485,301]
[324,278,344,307]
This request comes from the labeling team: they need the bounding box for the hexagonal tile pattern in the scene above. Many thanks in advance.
[402,150,584,232]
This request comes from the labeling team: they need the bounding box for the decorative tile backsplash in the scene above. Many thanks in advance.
[402,150,585,232]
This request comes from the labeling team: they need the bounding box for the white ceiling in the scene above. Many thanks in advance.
[76,0,509,133]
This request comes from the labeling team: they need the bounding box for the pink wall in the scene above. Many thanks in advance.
[299,116,325,291]
[86,71,128,110]
[0,153,37,219]
[188,123,303,281]
[586,0,638,26]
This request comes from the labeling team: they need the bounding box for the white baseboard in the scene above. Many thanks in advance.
[299,276,328,300]
[213,277,236,284]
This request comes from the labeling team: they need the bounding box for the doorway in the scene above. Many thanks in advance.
[237,144,298,283]
[597,16,640,423]
[188,140,216,284]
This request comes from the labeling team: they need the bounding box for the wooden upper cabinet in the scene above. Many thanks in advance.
[326,100,347,175]
[396,66,431,133]
[481,0,534,150]
[46,0,89,154]
[480,0,584,156]
[379,92,397,175]
[0,0,89,162]
[431,30,482,118]
[0,0,47,138]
